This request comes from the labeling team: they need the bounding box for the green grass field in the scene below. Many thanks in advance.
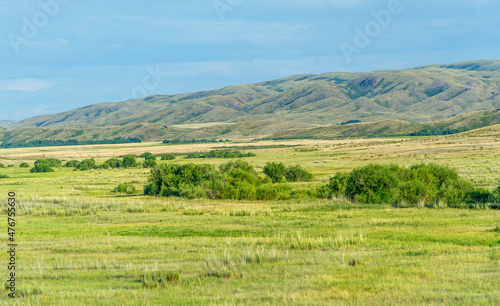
[0,137,499,305]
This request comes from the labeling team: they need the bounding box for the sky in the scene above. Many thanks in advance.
[1,0,499,121]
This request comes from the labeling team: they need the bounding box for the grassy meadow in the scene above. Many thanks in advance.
[0,135,499,305]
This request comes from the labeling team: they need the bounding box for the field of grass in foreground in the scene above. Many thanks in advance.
[0,197,498,305]
[0,137,499,304]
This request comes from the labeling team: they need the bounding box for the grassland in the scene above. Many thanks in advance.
[0,134,499,305]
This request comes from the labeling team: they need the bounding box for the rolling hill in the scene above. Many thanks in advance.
[1,59,500,147]
[267,109,500,140]
[0,120,15,127]
[7,60,500,130]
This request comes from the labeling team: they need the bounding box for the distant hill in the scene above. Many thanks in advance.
[8,59,500,130]
[0,120,15,127]
[1,110,499,147]
[267,109,500,140]
[0,120,308,147]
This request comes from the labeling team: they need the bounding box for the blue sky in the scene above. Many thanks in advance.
[1,0,499,121]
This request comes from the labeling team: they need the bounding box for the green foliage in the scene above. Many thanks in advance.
[345,164,401,204]
[35,158,62,167]
[0,163,5,168]
[113,183,138,195]
[0,137,141,149]
[466,188,494,204]
[0,174,9,179]
[144,161,291,200]
[19,162,30,168]
[144,163,219,198]
[141,152,157,160]
[30,163,55,173]
[105,158,122,168]
[319,172,349,198]
[143,159,158,168]
[263,162,286,183]
[284,165,313,182]
[163,139,228,145]
[122,155,138,168]
[437,178,474,208]
[186,150,256,159]
[264,163,312,183]
[161,154,176,160]
[77,159,96,171]
[96,162,111,170]
[320,163,480,207]
[66,160,81,168]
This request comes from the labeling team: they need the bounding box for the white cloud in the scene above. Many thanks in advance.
[0,79,56,92]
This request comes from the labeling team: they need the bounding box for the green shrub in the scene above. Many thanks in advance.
[143,159,158,168]
[256,184,292,200]
[77,159,96,171]
[113,183,137,195]
[141,152,157,160]
[321,172,349,198]
[0,163,6,168]
[161,154,176,160]
[46,158,62,167]
[144,163,219,197]
[30,163,55,173]
[95,163,111,170]
[35,158,62,167]
[186,150,256,159]
[263,162,286,183]
[284,165,313,182]
[345,164,401,204]
[66,160,81,168]
[466,188,494,204]
[105,158,122,168]
[19,162,30,168]
[122,155,138,168]
[438,178,474,208]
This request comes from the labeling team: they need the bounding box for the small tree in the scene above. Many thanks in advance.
[141,152,157,160]
[263,162,286,183]
[19,162,30,168]
[284,165,313,182]
[105,158,122,168]
[161,154,176,160]
[66,160,81,168]
[122,155,138,168]
[30,163,54,173]
[143,159,158,168]
[77,159,96,170]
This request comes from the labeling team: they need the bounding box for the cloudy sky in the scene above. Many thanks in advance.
[1,0,499,121]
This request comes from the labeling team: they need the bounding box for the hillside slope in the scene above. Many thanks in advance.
[267,109,500,140]
[8,60,500,129]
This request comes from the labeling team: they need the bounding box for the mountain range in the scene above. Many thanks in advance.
[2,59,500,145]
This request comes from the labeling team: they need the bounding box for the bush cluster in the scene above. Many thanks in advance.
[30,159,57,173]
[163,139,229,145]
[263,162,313,183]
[161,154,176,160]
[186,150,256,159]
[319,163,499,207]
[144,160,307,200]
[113,183,138,195]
